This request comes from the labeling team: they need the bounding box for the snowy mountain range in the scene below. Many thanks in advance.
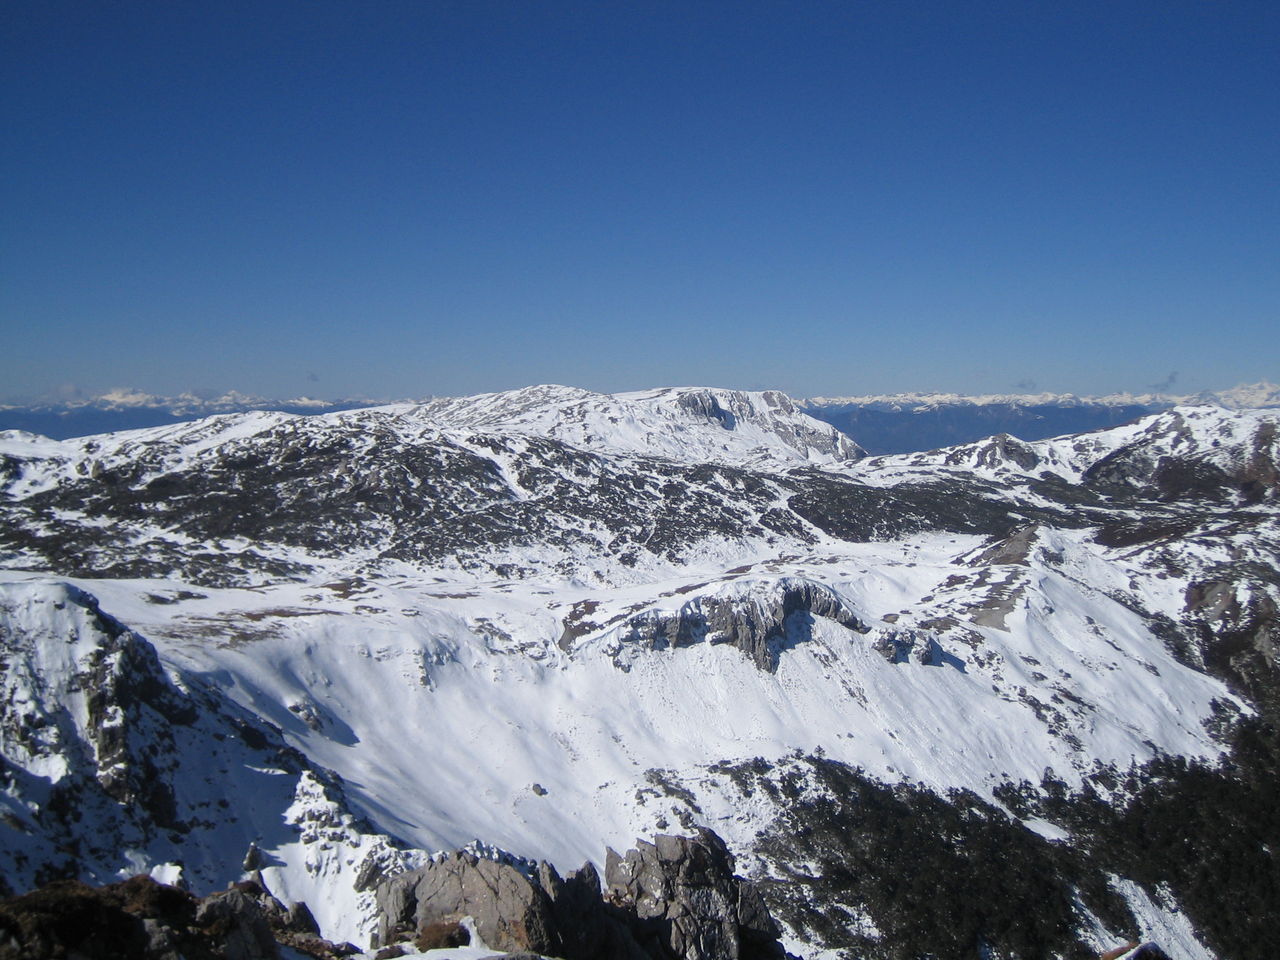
[1,385,1278,959]
[801,381,1280,454]
[6,380,1278,454]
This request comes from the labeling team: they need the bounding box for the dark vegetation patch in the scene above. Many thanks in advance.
[415,919,470,951]
[730,757,1130,960]
[1093,516,1203,548]
[731,708,1280,960]
[1021,713,1280,960]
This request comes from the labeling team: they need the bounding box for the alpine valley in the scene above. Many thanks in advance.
[1,385,1277,960]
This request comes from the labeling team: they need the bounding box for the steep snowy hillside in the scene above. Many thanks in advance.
[0,580,421,945]
[2,393,1278,959]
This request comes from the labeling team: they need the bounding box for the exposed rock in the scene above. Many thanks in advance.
[414,919,470,950]
[871,628,945,666]
[964,523,1040,566]
[374,850,559,955]
[605,830,784,960]
[195,888,279,960]
[944,433,1042,471]
[618,580,866,671]
[374,830,787,960]
[285,900,320,936]
[1081,410,1280,502]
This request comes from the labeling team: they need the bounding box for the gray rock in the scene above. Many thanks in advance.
[195,888,280,960]
[285,899,320,936]
[375,852,559,956]
[605,829,784,960]
[374,829,785,960]
[622,580,866,672]
[140,918,182,960]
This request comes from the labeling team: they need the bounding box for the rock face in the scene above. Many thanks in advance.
[605,830,784,960]
[1081,409,1280,502]
[616,580,866,672]
[373,830,787,960]
[374,850,557,955]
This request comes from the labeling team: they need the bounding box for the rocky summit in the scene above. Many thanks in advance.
[1,386,1278,960]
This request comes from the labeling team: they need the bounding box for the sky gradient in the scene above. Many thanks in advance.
[3,1,1277,401]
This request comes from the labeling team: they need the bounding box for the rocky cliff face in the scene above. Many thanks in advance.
[604,830,784,960]
[606,579,866,672]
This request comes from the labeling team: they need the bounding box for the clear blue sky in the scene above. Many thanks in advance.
[3,0,1277,401]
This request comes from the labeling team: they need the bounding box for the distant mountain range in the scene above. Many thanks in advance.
[5,382,1277,453]
[0,388,374,440]
[801,381,1280,454]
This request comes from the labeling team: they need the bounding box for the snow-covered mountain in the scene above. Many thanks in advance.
[2,388,1278,959]
[408,384,865,467]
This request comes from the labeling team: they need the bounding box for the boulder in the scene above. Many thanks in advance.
[195,888,279,960]
[374,851,560,955]
[605,830,784,960]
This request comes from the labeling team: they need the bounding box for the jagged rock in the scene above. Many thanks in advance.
[538,861,648,960]
[141,916,183,960]
[286,900,320,936]
[195,888,279,960]
[870,628,948,666]
[242,842,265,872]
[944,433,1042,471]
[605,830,784,960]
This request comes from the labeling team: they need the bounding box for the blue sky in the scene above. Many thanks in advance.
[3,1,1277,401]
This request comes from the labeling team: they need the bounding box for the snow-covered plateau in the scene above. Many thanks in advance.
[1,386,1277,960]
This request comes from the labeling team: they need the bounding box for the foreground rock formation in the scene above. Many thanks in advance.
[0,874,352,960]
[375,828,787,960]
[0,829,787,960]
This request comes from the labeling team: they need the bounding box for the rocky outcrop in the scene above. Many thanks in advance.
[617,580,866,672]
[374,849,557,954]
[871,628,946,666]
[373,830,787,960]
[604,830,784,960]
[0,875,354,960]
[963,523,1041,566]
[943,433,1042,471]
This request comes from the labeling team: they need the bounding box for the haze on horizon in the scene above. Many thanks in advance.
[3,1,1277,403]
